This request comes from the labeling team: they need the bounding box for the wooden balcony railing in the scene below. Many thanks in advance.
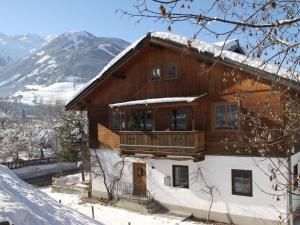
[119,130,205,160]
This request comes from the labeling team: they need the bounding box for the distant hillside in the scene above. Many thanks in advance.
[0,33,47,67]
[0,31,129,104]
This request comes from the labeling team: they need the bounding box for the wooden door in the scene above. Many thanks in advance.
[133,163,147,196]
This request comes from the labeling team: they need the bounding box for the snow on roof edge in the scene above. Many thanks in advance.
[109,95,206,108]
[213,39,247,55]
[151,32,299,77]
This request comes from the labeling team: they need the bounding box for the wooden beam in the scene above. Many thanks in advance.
[148,42,164,50]
[112,72,126,79]
[192,105,196,131]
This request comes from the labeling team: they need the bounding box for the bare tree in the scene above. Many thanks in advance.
[90,148,126,201]
[191,166,218,222]
[121,0,299,76]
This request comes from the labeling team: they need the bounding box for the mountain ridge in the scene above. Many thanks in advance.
[0,31,130,104]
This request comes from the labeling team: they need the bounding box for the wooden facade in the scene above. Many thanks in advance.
[67,35,291,159]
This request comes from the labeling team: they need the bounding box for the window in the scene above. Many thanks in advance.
[110,111,121,130]
[294,164,298,190]
[215,103,238,129]
[151,67,161,80]
[139,110,152,130]
[173,165,189,188]
[170,108,187,131]
[232,169,252,197]
[128,110,152,131]
[110,111,126,130]
[166,64,177,79]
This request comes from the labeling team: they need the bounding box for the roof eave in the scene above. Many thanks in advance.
[66,33,300,110]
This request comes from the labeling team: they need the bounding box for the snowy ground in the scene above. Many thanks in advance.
[13,82,85,105]
[40,187,207,225]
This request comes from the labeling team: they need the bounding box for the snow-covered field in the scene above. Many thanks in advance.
[40,187,205,225]
[13,82,85,105]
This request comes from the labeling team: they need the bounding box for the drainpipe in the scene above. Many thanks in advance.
[288,155,293,225]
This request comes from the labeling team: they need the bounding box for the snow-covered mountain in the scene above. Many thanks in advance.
[0,31,129,104]
[0,33,46,67]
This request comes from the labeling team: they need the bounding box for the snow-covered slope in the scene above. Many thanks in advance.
[0,33,45,67]
[0,165,103,225]
[0,31,129,104]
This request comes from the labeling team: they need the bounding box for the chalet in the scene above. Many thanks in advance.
[66,32,300,225]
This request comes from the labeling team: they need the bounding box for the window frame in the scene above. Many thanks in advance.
[170,108,188,131]
[231,169,253,197]
[110,110,126,131]
[150,66,161,81]
[128,110,153,131]
[110,110,121,131]
[165,64,177,80]
[294,164,298,190]
[172,165,189,188]
[214,102,238,130]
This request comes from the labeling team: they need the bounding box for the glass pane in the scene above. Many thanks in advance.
[151,67,160,80]
[176,108,187,130]
[216,105,226,128]
[174,166,189,188]
[139,111,145,129]
[170,109,177,130]
[166,65,177,79]
[170,109,187,130]
[111,111,120,130]
[234,177,251,194]
[228,104,238,128]
[120,112,126,130]
[128,112,140,130]
[145,110,152,130]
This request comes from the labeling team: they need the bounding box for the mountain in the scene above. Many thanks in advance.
[0,31,129,104]
[0,33,46,67]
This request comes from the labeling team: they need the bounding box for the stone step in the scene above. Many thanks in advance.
[165,210,193,218]
[116,197,166,214]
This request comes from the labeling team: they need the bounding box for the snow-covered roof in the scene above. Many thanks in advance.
[213,39,246,55]
[0,165,103,225]
[151,32,299,81]
[66,31,300,109]
[109,95,206,108]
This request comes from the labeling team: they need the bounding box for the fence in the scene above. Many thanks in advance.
[116,181,151,202]
[0,157,57,169]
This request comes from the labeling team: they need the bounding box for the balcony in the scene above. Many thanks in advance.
[119,130,205,161]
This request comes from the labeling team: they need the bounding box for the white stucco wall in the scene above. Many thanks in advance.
[291,151,300,211]
[91,149,288,224]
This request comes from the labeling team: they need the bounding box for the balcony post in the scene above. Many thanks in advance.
[152,108,157,131]
[192,106,196,131]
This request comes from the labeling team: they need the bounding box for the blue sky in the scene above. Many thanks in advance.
[0,0,225,43]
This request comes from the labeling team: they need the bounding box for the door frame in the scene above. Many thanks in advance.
[132,162,147,196]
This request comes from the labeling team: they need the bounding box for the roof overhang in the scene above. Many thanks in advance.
[65,32,300,110]
[109,94,207,109]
